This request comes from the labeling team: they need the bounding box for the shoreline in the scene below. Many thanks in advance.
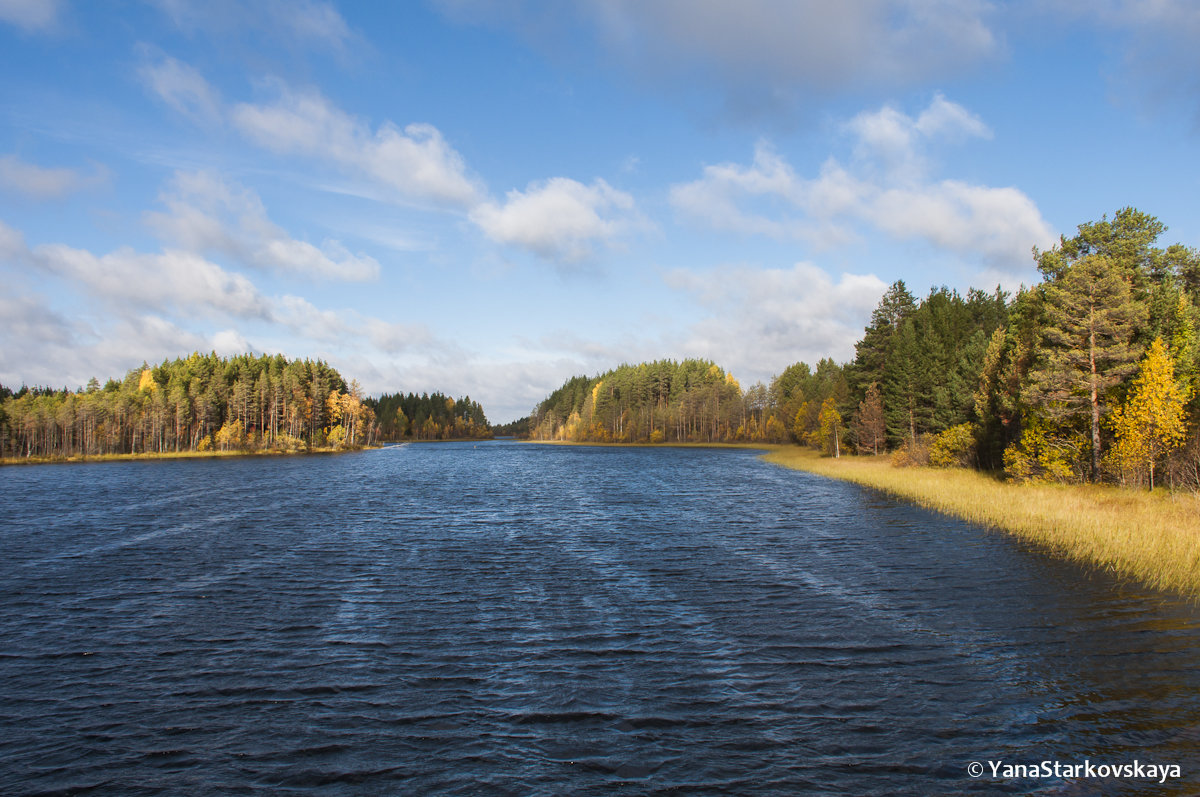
[0,437,500,466]
[0,446,378,467]
[524,439,770,449]
[762,446,1200,600]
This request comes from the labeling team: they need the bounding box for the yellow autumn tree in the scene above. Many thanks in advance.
[1108,337,1189,489]
[214,418,246,451]
[811,396,842,457]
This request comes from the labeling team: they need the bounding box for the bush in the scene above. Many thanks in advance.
[890,434,932,467]
[929,423,977,468]
[271,434,305,453]
[327,424,347,449]
[214,419,246,451]
[1003,417,1083,483]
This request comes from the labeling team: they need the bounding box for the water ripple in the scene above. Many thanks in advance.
[2,443,1199,795]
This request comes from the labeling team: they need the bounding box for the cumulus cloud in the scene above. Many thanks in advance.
[437,0,998,118]
[137,51,222,122]
[664,262,887,381]
[846,92,991,178]
[145,170,380,281]
[0,155,108,200]
[469,177,639,263]
[865,181,1051,266]
[670,96,1054,271]
[32,243,270,319]
[0,215,456,401]
[209,328,251,357]
[141,59,634,267]
[231,85,483,208]
[0,0,62,32]
[0,292,211,390]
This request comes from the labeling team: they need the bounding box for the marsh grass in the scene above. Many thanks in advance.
[0,446,371,467]
[763,446,1200,599]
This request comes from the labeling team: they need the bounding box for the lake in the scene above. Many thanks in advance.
[1,442,1198,795]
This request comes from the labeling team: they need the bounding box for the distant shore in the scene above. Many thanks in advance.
[0,446,376,467]
[763,446,1200,600]
[0,438,500,466]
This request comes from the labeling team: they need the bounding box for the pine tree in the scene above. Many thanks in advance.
[1027,254,1146,481]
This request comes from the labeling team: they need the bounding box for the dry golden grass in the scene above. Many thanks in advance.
[0,446,372,466]
[762,446,1200,599]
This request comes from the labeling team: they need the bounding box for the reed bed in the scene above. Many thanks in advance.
[762,446,1200,600]
[0,446,370,466]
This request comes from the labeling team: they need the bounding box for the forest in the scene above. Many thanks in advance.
[368,392,491,441]
[0,352,490,460]
[530,208,1200,490]
[0,353,374,458]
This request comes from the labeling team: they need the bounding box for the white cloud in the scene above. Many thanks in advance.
[669,145,815,239]
[137,51,222,123]
[670,96,1054,271]
[209,328,251,357]
[363,316,433,354]
[0,0,61,32]
[469,177,638,262]
[0,155,108,200]
[846,93,990,179]
[664,262,887,380]
[231,85,483,208]
[0,293,209,390]
[865,181,1051,268]
[145,170,380,281]
[32,243,270,319]
[143,61,634,269]
[0,217,453,400]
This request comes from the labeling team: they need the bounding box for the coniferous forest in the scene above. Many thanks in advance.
[0,353,490,460]
[368,392,491,441]
[5,207,1197,491]
[530,208,1200,490]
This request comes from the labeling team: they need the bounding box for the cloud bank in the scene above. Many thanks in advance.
[671,95,1054,272]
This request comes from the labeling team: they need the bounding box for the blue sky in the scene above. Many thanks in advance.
[2,1,1199,422]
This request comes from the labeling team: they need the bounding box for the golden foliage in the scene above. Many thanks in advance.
[1109,337,1190,488]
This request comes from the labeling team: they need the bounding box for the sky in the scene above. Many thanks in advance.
[2,1,1199,423]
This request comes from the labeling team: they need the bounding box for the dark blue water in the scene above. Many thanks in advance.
[2,442,1198,795]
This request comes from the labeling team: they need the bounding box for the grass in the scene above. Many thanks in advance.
[762,446,1200,600]
[0,446,373,466]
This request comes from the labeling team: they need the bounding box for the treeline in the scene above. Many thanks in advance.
[368,392,491,440]
[0,352,377,459]
[785,208,1200,491]
[529,208,1200,490]
[879,206,1199,489]
[529,358,845,444]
